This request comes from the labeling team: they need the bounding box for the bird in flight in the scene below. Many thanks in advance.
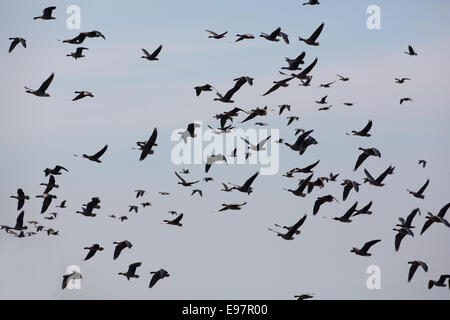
[8,37,26,53]
[228,172,259,194]
[346,120,373,137]
[119,262,142,280]
[404,45,418,56]
[175,172,199,187]
[74,145,108,163]
[407,179,430,199]
[235,34,255,42]
[420,202,450,235]
[72,91,94,101]
[84,244,104,261]
[219,203,247,212]
[407,261,428,282]
[10,189,30,210]
[141,45,162,61]
[428,275,450,290]
[282,52,305,71]
[298,22,324,46]
[66,47,89,59]
[363,166,395,187]
[137,128,158,161]
[350,239,381,257]
[313,195,338,215]
[44,165,68,177]
[25,73,54,97]
[332,202,358,223]
[113,240,133,260]
[149,269,170,288]
[268,215,307,240]
[163,213,183,227]
[353,147,381,171]
[61,270,82,290]
[33,6,56,20]
[260,27,289,44]
[206,30,228,39]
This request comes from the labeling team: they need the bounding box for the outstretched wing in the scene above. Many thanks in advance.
[309,22,324,42]
[93,145,108,159]
[408,264,419,282]
[150,45,162,59]
[417,179,430,195]
[37,73,54,93]
[361,239,381,252]
[285,215,307,238]
[242,172,259,190]
[437,202,450,218]
[174,171,186,183]
[9,38,20,53]
[354,152,369,171]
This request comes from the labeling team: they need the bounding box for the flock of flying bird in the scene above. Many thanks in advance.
[2,4,449,299]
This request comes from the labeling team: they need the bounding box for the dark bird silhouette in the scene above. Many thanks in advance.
[75,145,108,163]
[163,213,183,227]
[40,175,59,194]
[337,74,350,81]
[60,30,105,44]
[395,77,411,84]
[282,52,306,71]
[36,194,57,214]
[408,261,428,282]
[351,239,381,256]
[135,190,145,198]
[405,45,418,56]
[396,208,421,232]
[25,73,54,97]
[400,97,413,105]
[284,129,314,153]
[62,271,82,290]
[138,128,158,161]
[34,7,56,20]
[205,30,228,39]
[149,269,170,288]
[84,244,104,261]
[10,189,30,210]
[319,80,335,88]
[278,104,291,115]
[128,205,138,213]
[175,172,199,187]
[141,202,151,208]
[44,165,68,177]
[363,166,395,187]
[141,45,162,61]
[66,47,88,59]
[418,160,427,168]
[228,172,259,194]
[194,84,214,96]
[191,189,202,197]
[298,22,324,46]
[394,227,413,252]
[119,262,142,280]
[113,240,133,260]
[354,147,381,171]
[407,179,429,199]
[313,195,338,215]
[428,275,450,290]
[315,95,328,104]
[303,0,320,5]
[260,27,289,44]
[205,153,227,173]
[219,203,247,212]
[329,172,339,181]
[341,179,360,201]
[268,215,307,240]
[294,293,315,300]
[235,34,255,42]
[333,202,358,223]
[262,76,294,96]
[284,173,313,197]
[1,211,27,232]
[72,91,94,101]
[421,202,450,235]
[290,160,320,174]
[347,120,372,137]
[8,37,26,53]
[353,201,373,216]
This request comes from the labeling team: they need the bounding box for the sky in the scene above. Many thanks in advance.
[0,0,449,299]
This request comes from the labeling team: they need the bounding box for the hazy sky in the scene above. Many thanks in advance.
[0,0,449,299]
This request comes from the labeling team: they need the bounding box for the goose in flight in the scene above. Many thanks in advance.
[203,177,213,182]
[286,116,299,126]
[394,226,414,252]
[332,202,358,223]
[175,172,199,187]
[84,244,104,261]
[62,271,82,290]
[149,269,170,288]
[353,201,373,216]
[337,74,350,81]
[268,215,307,240]
[354,147,381,171]
[282,52,306,71]
[141,202,151,207]
[119,262,142,280]
[74,145,108,163]
[278,104,291,115]
[407,179,429,199]
[205,30,228,39]
[328,172,339,181]
[235,34,255,42]
[318,105,332,111]
[36,194,57,214]
[363,166,395,187]
[405,45,418,56]
[213,87,238,103]
[241,106,270,123]
[76,197,101,217]
[1,211,27,232]
[341,179,360,201]
[205,153,227,173]
[60,30,105,44]
[40,175,59,194]
[262,76,294,96]
[113,240,133,260]
[408,260,428,282]
[284,173,313,197]
[44,165,68,177]
[418,160,427,168]
[315,95,328,104]
[241,136,271,151]
[313,195,338,215]
[72,91,94,101]
[420,202,450,235]
[428,275,450,290]
[191,189,202,197]
[396,208,420,232]
[135,190,145,198]
[289,57,318,80]
[228,172,259,194]
[8,37,26,53]
[294,293,315,300]
[10,189,30,210]
[221,183,233,192]
[351,239,381,256]
[395,77,411,84]
[141,45,162,61]
[285,129,313,152]
[346,120,372,137]
[25,73,54,97]
[163,213,183,227]
[290,160,319,174]
[34,7,56,20]
[179,123,200,143]
[260,27,289,44]
[303,0,320,5]
[298,22,324,46]
[400,97,413,104]
[219,203,247,212]
[319,80,335,88]
[138,128,158,161]
[194,84,214,96]
[129,205,138,213]
[67,47,88,59]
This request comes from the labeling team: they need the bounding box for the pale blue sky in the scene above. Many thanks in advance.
[0,0,449,299]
